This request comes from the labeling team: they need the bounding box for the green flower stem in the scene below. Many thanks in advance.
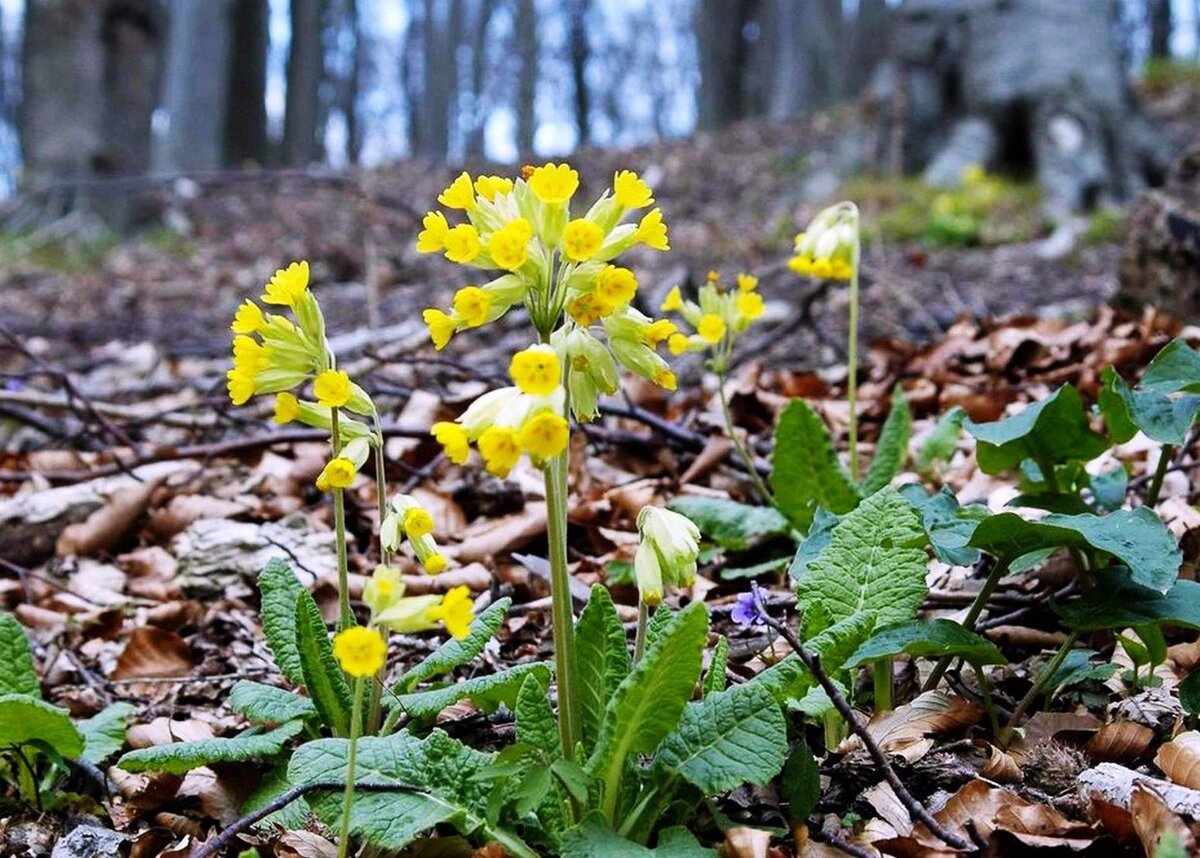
[973,665,1000,739]
[923,557,1010,692]
[716,371,775,505]
[847,239,861,480]
[331,409,353,631]
[545,450,582,760]
[1000,631,1080,746]
[822,710,844,753]
[1146,443,1176,507]
[337,675,365,858]
[368,420,389,734]
[633,601,650,663]
[872,658,893,712]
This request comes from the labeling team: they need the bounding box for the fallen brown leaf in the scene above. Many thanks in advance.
[112,627,194,680]
[57,476,163,557]
[1155,730,1200,789]
[1084,720,1155,764]
[724,826,771,858]
[839,691,982,763]
[1130,783,1198,857]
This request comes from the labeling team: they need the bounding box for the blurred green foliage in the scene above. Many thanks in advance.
[1141,58,1200,94]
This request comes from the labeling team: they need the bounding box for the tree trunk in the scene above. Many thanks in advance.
[847,0,889,97]
[1148,0,1172,59]
[341,0,363,166]
[567,0,590,147]
[464,0,495,158]
[282,0,325,166]
[515,0,537,156]
[160,0,232,174]
[695,0,750,130]
[225,0,269,167]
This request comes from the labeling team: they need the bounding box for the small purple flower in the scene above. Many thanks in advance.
[731,591,765,628]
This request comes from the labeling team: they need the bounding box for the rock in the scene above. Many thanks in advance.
[1117,142,1200,316]
[50,824,128,858]
[924,118,999,189]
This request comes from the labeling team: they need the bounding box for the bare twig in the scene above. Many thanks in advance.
[807,826,876,858]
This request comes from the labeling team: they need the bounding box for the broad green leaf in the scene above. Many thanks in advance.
[781,736,820,821]
[288,730,494,851]
[576,586,632,751]
[397,598,512,692]
[515,674,559,757]
[1046,649,1120,695]
[644,603,675,652]
[78,702,133,764]
[1180,671,1200,717]
[1141,338,1200,392]
[749,612,875,705]
[964,385,1108,474]
[667,497,790,551]
[587,603,708,796]
[295,592,352,735]
[1099,367,1200,445]
[792,680,843,719]
[770,399,862,533]
[228,680,317,725]
[0,612,39,697]
[1090,466,1129,512]
[1054,567,1200,631]
[656,681,787,794]
[119,721,302,774]
[787,508,840,586]
[899,484,987,566]
[258,559,305,686]
[703,635,729,697]
[561,815,715,857]
[392,662,552,720]
[844,619,1004,670]
[0,695,84,758]
[862,385,912,495]
[970,508,1181,592]
[796,489,928,628]
[916,406,966,475]
[241,765,310,831]
[720,555,790,581]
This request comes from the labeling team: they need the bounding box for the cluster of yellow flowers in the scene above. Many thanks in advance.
[788,201,859,281]
[659,271,765,362]
[418,164,678,421]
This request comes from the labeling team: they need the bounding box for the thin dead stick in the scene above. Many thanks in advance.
[807,827,876,858]
[751,585,973,852]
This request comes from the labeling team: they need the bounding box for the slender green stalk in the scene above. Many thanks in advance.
[822,710,844,753]
[847,238,861,480]
[923,558,1010,692]
[1000,631,1080,746]
[973,665,1000,739]
[331,409,353,631]
[1146,443,1175,507]
[337,676,366,858]
[716,371,775,505]
[545,451,582,760]
[633,601,650,663]
[872,658,893,712]
[367,421,389,733]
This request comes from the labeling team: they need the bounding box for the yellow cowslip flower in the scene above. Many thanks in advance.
[830,259,853,280]
[613,170,654,208]
[332,626,387,678]
[643,319,677,348]
[313,369,352,408]
[474,175,514,200]
[262,261,310,306]
[518,411,569,459]
[438,171,477,210]
[635,208,669,251]
[811,258,833,279]
[317,457,358,490]
[660,285,684,312]
[528,163,579,204]
[653,368,677,391]
[453,286,491,328]
[226,367,256,406]
[567,293,606,326]
[363,565,403,616]
[697,314,726,344]
[417,211,450,253]
[488,219,532,271]
[737,274,758,292]
[667,333,690,356]
[478,426,522,478]
[737,291,765,320]
[595,266,637,308]
[231,299,266,334]
[444,224,481,264]
[510,345,561,396]
[788,255,814,276]
[562,219,604,262]
[402,507,435,538]
[426,585,473,639]
[432,421,471,465]
[423,308,457,350]
[423,553,448,575]
[274,392,300,424]
[231,334,268,373]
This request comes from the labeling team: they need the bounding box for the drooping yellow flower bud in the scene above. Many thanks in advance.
[261,261,310,306]
[478,426,522,478]
[274,392,300,424]
[453,286,491,328]
[231,299,266,334]
[613,170,654,209]
[562,219,605,262]
[528,163,579,204]
[417,211,450,253]
[402,507,435,538]
[635,208,669,251]
[423,553,448,575]
[443,224,481,264]
[667,333,690,356]
[332,626,387,678]
[423,308,457,350]
[643,319,677,348]
[517,411,569,460]
[438,171,477,210]
[509,345,561,396]
[313,369,352,408]
[432,421,471,465]
[317,457,357,490]
[660,285,684,313]
[653,368,677,391]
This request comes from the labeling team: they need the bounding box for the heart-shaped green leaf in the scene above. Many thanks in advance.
[965,385,1108,474]
[1053,567,1200,631]
[844,619,1005,670]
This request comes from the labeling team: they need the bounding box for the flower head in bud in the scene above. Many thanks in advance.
[432,421,471,465]
[231,299,266,334]
[518,411,569,460]
[426,585,474,639]
[509,345,561,396]
[478,426,522,477]
[635,208,669,250]
[528,163,579,204]
[423,553,448,575]
[332,626,386,678]
[635,506,701,604]
[417,211,450,253]
[474,175,514,200]
[317,457,357,490]
[261,261,310,306]
[423,308,457,350]
[613,170,654,208]
[313,369,352,408]
[562,219,605,262]
[444,224,481,264]
[364,565,404,616]
[453,286,491,327]
[438,172,477,210]
[274,392,300,424]
[697,314,726,344]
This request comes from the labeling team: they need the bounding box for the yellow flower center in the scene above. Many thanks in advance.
[562,219,604,262]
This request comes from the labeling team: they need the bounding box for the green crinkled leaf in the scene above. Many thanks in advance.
[748,612,875,705]
[576,585,632,752]
[797,489,928,628]
[844,619,1005,670]
[587,603,708,791]
[288,730,494,851]
[770,399,862,534]
[515,674,559,757]
[667,497,790,551]
[703,635,729,697]
[862,385,912,495]
[397,598,512,692]
[241,765,311,831]
[1099,366,1200,445]
[392,662,552,720]
[899,484,987,567]
[561,815,715,857]
[0,612,39,697]
[228,680,317,725]
[258,559,305,686]
[0,695,84,758]
[964,385,1109,474]
[916,406,966,475]
[1053,567,1200,632]
[792,680,843,719]
[970,508,1181,592]
[1141,338,1200,392]
[78,702,133,764]
[656,682,787,794]
[644,603,675,652]
[788,508,840,586]
[118,721,303,774]
[781,736,820,821]
[294,592,352,736]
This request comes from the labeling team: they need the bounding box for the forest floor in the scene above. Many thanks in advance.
[2,80,1200,856]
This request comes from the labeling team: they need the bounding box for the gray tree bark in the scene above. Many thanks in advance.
[695,0,751,130]
[1148,0,1172,59]
[567,0,590,147]
[225,0,270,167]
[282,0,326,166]
[463,0,496,158]
[159,0,233,173]
[515,0,537,155]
